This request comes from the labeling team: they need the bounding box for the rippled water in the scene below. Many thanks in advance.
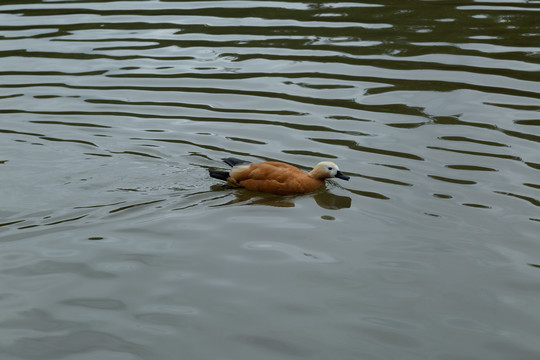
[1,1,539,359]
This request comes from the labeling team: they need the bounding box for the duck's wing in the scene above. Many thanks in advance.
[232,162,301,181]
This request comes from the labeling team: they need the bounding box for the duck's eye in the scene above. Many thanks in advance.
[328,167,333,170]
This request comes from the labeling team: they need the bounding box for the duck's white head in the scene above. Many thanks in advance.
[310,161,350,181]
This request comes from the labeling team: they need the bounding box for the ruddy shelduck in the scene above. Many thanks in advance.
[209,157,350,195]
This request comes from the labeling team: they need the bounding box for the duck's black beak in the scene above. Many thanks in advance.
[335,171,350,181]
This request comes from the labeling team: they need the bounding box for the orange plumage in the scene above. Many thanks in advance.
[209,158,349,195]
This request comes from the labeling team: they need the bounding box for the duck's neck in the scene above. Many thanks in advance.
[308,167,326,180]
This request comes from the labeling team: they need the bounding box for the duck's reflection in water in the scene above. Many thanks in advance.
[210,185,351,209]
[313,192,351,210]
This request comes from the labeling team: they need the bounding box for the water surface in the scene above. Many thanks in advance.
[1,1,539,359]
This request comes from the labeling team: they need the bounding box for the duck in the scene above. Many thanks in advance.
[209,157,349,195]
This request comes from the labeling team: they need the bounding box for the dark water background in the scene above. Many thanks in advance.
[1,1,539,359]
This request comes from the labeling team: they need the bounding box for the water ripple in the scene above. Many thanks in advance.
[1,1,539,359]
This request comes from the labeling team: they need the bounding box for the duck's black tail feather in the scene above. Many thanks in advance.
[222,157,251,167]
[209,170,230,181]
